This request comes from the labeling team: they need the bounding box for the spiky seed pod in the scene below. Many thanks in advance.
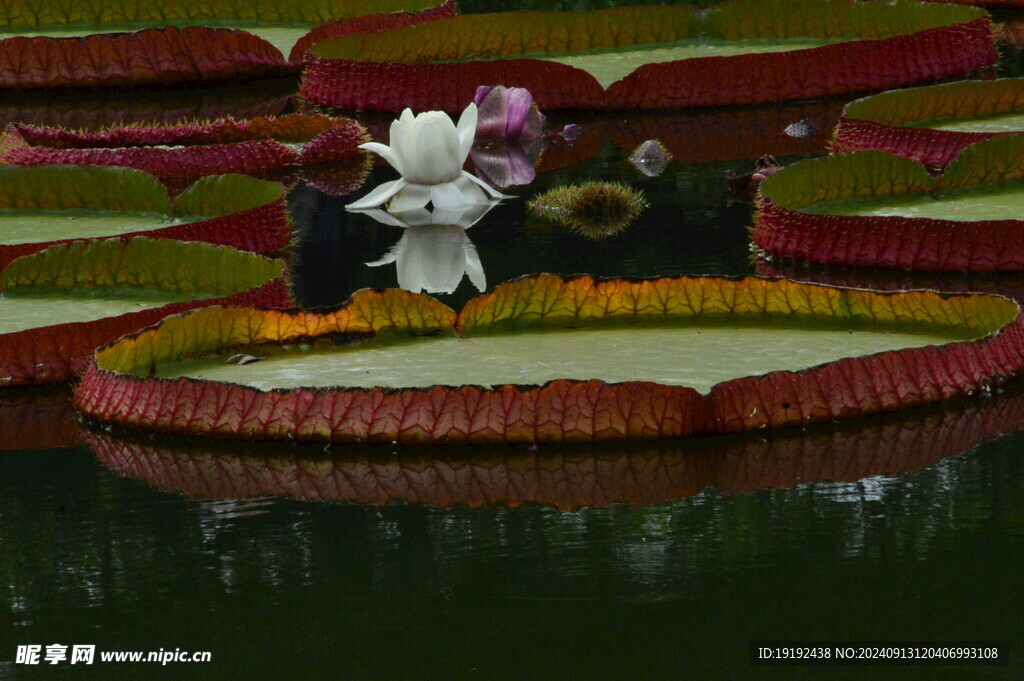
[528,181,647,239]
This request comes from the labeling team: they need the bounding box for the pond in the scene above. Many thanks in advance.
[2,3,1024,680]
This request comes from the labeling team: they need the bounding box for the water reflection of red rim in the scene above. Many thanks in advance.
[87,388,1024,509]
[535,102,842,171]
[0,387,83,451]
[602,101,843,163]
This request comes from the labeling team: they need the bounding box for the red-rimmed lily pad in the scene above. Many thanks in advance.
[0,27,293,90]
[300,0,995,112]
[84,385,1024,508]
[832,78,1024,169]
[288,0,456,63]
[0,237,290,388]
[0,0,456,75]
[0,166,292,269]
[0,88,293,132]
[753,137,1024,271]
[74,273,1024,444]
[0,114,370,180]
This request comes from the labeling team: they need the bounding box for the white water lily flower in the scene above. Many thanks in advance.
[346,104,507,212]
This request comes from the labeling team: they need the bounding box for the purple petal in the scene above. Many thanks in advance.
[473,85,493,107]
[474,86,509,139]
[504,88,534,140]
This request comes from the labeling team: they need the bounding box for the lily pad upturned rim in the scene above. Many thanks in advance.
[0,115,371,179]
[299,0,995,111]
[0,0,449,31]
[74,272,1024,445]
[84,383,1024,509]
[0,165,291,269]
[0,237,290,388]
[832,78,1024,169]
[752,137,1024,272]
[287,0,457,63]
[0,26,292,90]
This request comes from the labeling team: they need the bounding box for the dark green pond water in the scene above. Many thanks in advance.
[4,6,1024,680]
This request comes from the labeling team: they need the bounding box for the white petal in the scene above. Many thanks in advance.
[388,207,435,228]
[351,208,408,228]
[405,118,461,184]
[389,113,413,169]
[430,181,473,211]
[451,175,488,204]
[456,102,478,164]
[358,141,404,175]
[388,183,432,212]
[459,170,511,199]
[429,110,463,159]
[345,179,405,211]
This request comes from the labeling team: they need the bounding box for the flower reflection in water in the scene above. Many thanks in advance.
[470,137,544,189]
[359,201,498,295]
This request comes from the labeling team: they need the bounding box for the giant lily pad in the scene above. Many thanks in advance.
[0,0,454,73]
[74,274,1024,444]
[0,166,291,269]
[752,137,1024,271]
[0,237,290,387]
[0,85,293,132]
[300,0,995,111]
[84,385,1024,508]
[287,0,455,62]
[832,78,1024,169]
[0,114,369,180]
[0,27,292,90]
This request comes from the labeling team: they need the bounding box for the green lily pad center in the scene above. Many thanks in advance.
[520,39,835,89]
[0,211,197,246]
[805,179,1024,221]
[0,288,199,335]
[908,111,1024,134]
[154,324,965,395]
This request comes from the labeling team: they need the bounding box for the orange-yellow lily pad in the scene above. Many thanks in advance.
[74,274,1024,444]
